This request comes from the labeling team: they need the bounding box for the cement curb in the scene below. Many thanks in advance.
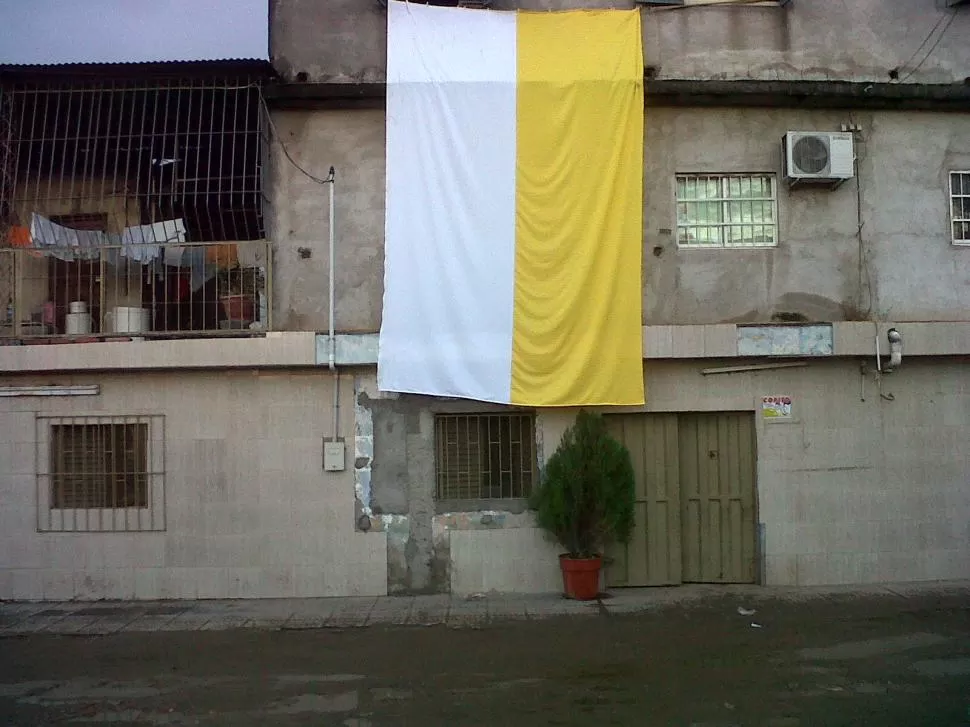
[2,580,969,635]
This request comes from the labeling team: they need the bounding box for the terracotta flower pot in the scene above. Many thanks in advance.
[220,294,255,321]
[559,554,602,600]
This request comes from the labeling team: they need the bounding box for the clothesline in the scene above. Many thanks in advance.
[14,213,264,294]
[29,213,187,263]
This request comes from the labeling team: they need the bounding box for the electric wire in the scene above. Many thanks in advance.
[255,86,333,185]
[895,10,957,83]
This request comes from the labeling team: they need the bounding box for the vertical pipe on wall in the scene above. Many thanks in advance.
[328,165,336,371]
[327,166,338,439]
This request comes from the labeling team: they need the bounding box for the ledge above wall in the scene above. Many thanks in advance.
[0,332,319,373]
[2,323,967,374]
[264,80,970,112]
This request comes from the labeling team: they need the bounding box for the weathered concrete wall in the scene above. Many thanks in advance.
[645,1,970,84]
[267,109,385,333]
[644,107,970,324]
[352,376,543,594]
[365,393,440,592]
[0,369,387,600]
[267,106,970,330]
[864,113,970,321]
[270,0,387,83]
[349,353,970,592]
[449,521,561,595]
[541,357,970,586]
[271,0,970,84]
[644,107,862,325]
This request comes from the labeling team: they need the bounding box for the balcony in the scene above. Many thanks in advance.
[0,238,271,342]
[0,77,269,345]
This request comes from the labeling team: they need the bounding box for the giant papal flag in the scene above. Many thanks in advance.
[377,0,644,406]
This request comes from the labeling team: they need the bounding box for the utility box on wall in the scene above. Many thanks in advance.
[323,439,346,472]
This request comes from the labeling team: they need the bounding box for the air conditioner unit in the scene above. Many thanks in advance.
[782,131,855,187]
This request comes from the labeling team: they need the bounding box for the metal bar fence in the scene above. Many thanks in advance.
[1,240,270,338]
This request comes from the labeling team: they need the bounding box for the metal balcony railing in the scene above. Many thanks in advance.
[0,240,271,340]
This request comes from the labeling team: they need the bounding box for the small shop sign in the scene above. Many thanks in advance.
[762,395,793,419]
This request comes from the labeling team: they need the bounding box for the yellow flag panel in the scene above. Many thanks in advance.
[512,10,645,406]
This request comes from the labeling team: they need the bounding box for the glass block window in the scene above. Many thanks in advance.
[676,174,778,248]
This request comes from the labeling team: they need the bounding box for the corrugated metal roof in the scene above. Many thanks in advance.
[0,59,267,69]
[0,59,276,83]
[0,0,269,66]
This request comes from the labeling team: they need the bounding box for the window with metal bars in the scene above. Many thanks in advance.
[435,413,536,501]
[50,423,148,508]
[36,415,165,532]
[676,174,778,248]
[950,171,970,245]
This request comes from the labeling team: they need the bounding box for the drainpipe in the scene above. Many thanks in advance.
[327,166,339,440]
[328,166,336,372]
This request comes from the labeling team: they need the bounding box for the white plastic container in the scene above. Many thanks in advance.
[68,301,88,314]
[106,306,149,334]
[65,312,92,335]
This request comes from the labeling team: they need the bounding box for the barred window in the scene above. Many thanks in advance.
[951,171,970,245]
[435,414,536,501]
[37,415,165,532]
[676,174,778,248]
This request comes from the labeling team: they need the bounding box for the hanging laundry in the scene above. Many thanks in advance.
[29,213,103,261]
[120,218,186,263]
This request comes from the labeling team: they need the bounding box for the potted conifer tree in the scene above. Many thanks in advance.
[530,410,635,600]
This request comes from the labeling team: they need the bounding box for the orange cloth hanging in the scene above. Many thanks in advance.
[7,226,30,247]
[205,243,238,267]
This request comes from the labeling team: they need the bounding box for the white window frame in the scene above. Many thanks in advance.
[950,171,970,246]
[676,173,779,249]
[36,414,166,532]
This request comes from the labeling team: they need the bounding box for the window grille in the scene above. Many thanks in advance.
[435,413,536,501]
[951,171,970,245]
[36,415,165,532]
[676,174,778,248]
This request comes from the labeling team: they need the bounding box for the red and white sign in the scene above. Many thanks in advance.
[762,395,793,419]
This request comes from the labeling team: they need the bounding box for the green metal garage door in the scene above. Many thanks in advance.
[606,412,757,586]
[605,414,682,586]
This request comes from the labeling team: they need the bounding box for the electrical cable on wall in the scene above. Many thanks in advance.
[255,86,342,445]
[257,88,334,186]
[892,10,957,83]
[848,114,874,318]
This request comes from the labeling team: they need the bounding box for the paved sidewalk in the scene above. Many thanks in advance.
[2,580,968,636]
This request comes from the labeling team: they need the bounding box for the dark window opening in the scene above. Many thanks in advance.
[50,423,149,509]
[435,413,536,500]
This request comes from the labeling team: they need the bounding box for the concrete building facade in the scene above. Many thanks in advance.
[1,0,968,599]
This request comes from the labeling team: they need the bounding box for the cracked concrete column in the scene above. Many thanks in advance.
[404,410,435,592]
